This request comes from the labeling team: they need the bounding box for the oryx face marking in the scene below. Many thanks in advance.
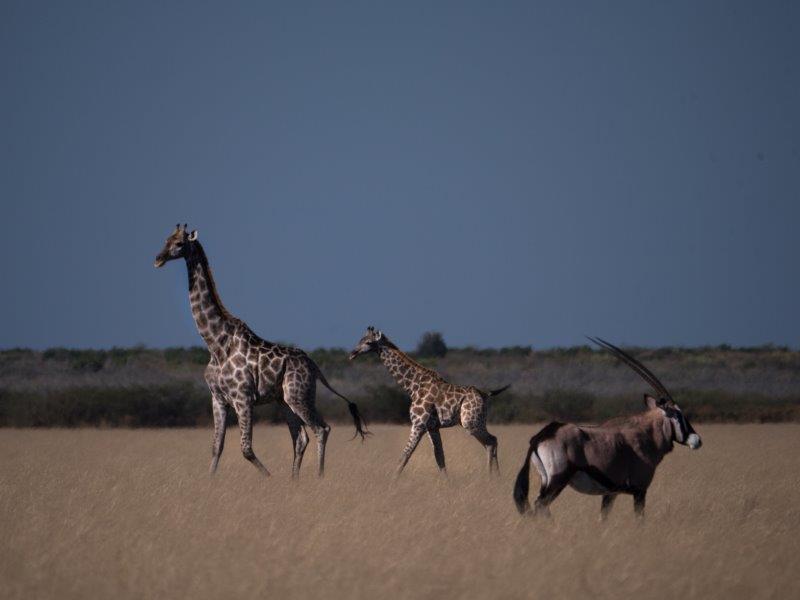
[657,399,702,450]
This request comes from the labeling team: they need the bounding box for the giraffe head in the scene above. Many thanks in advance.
[349,326,388,360]
[154,224,198,268]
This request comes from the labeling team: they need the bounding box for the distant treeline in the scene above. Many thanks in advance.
[1,344,799,426]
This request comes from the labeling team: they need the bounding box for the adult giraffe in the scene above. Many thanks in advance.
[349,326,509,475]
[154,224,368,478]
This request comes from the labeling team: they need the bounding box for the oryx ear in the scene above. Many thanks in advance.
[644,394,659,410]
[188,230,198,241]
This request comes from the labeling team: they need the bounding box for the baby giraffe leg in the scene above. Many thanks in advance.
[397,422,426,476]
[469,428,500,475]
[427,426,447,474]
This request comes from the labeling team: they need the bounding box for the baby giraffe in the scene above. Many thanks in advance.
[349,327,509,475]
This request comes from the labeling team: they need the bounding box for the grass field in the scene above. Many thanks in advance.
[1,424,799,599]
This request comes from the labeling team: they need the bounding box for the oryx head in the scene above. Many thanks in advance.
[154,224,198,268]
[644,394,702,449]
[349,326,387,360]
[589,337,702,450]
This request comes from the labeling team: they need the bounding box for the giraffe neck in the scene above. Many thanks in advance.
[184,241,233,356]
[378,345,440,395]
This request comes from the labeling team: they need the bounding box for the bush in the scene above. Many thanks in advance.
[356,385,411,423]
[42,348,106,372]
[0,384,211,427]
[541,389,596,421]
[416,332,447,358]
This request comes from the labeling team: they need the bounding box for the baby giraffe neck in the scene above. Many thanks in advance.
[379,346,425,394]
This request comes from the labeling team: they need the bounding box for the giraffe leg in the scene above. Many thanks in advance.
[427,426,447,474]
[313,420,331,477]
[283,373,330,478]
[468,428,500,475]
[209,395,228,475]
[286,410,309,480]
[234,401,270,477]
[396,422,426,476]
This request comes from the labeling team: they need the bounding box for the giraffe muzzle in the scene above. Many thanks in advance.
[154,253,168,268]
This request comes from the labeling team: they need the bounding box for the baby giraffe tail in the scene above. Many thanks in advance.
[487,384,511,397]
[316,368,371,441]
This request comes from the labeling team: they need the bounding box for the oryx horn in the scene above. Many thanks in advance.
[587,336,673,402]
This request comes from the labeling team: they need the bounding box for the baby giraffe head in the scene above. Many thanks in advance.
[349,326,388,360]
[154,224,198,268]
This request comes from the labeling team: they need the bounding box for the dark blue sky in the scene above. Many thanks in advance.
[2,2,798,350]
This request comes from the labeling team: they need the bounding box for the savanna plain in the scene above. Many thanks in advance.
[1,424,799,600]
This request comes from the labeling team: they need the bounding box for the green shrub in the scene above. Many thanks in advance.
[541,389,596,421]
[415,332,447,358]
[164,346,209,365]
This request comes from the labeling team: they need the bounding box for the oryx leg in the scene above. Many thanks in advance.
[209,394,228,475]
[283,374,329,478]
[600,494,617,521]
[286,409,309,479]
[397,421,426,476]
[534,472,571,517]
[427,425,447,474]
[633,490,647,517]
[233,399,270,476]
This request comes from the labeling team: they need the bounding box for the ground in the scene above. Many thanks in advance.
[1,424,798,599]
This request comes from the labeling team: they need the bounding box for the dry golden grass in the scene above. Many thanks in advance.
[1,424,799,599]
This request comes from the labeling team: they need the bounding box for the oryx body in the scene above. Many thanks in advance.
[514,338,701,518]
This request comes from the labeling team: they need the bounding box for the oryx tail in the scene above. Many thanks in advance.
[513,423,556,514]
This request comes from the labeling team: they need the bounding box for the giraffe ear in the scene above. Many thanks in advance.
[375,330,383,340]
[188,230,198,241]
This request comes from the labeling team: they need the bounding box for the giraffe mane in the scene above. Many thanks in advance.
[188,241,234,321]
[383,337,446,382]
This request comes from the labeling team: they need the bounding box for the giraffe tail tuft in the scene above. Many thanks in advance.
[315,364,371,442]
[347,401,372,442]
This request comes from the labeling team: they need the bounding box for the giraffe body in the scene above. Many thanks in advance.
[350,327,508,475]
[155,225,367,478]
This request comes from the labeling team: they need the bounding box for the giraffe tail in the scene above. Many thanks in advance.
[315,368,371,441]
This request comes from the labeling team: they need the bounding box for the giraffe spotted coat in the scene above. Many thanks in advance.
[155,225,367,478]
[350,327,509,474]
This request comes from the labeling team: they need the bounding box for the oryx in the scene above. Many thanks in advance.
[513,337,702,518]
